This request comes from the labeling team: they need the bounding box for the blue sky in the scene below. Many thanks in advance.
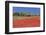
[13,7,40,15]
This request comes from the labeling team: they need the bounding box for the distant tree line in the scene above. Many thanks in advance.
[13,12,40,16]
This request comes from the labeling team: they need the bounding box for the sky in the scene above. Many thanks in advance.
[13,7,40,15]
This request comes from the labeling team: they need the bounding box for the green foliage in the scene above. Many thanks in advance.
[13,12,40,16]
[13,12,31,16]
